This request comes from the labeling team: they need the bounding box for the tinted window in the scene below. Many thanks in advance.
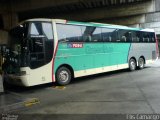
[56,24,82,42]
[118,30,131,42]
[81,26,101,42]
[150,32,156,43]
[131,31,141,42]
[102,28,118,42]
[92,28,102,42]
[142,32,150,42]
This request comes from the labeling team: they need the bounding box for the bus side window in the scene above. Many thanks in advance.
[142,32,150,42]
[118,29,131,42]
[112,30,118,42]
[132,31,141,43]
[121,36,126,42]
[82,26,92,42]
[92,28,102,42]
[126,32,132,42]
[118,29,124,42]
[81,26,102,42]
[102,28,117,42]
[150,32,156,43]
[56,24,82,42]
[131,31,137,42]
[136,31,141,42]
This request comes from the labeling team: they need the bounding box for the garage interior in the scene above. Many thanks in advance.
[1,0,160,115]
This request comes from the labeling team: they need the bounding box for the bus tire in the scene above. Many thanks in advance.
[56,66,71,85]
[129,58,136,71]
[138,57,145,69]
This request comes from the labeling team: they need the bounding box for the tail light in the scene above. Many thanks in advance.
[155,35,159,58]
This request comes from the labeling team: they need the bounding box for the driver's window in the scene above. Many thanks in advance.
[30,23,39,36]
[42,23,53,40]
[29,22,45,53]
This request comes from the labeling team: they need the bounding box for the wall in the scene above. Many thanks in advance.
[0,30,8,45]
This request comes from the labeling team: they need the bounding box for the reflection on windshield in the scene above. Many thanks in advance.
[28,22,54,69]
[7,22,54,70]
[30,22,53,39]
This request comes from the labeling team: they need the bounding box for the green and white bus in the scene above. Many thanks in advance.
[4,19,159,86]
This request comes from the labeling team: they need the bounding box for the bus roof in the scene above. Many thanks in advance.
[21,18,154,32]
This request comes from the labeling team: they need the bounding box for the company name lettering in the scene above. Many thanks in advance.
[68,43,83,48]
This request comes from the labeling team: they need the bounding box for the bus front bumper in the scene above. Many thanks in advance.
[5,74,29,87]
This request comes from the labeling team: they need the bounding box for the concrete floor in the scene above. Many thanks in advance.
[5,60,160,115]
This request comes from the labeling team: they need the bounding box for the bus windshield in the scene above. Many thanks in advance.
[9,23,29,68]
[9,21,54,69]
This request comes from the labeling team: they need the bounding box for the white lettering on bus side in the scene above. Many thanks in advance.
[67,43,83,48]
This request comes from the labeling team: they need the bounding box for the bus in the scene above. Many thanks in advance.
[3,19,159,86]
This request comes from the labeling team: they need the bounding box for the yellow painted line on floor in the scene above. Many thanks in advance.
[53,86,66,90]
[24,98,40,107]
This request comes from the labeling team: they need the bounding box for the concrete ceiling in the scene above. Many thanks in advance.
[18,0,146,21]
[0,0,151,30]
[0,0,146,20]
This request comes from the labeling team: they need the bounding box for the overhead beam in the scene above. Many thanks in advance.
[10,0,148,13]
[11,0,80,12]
[96,15,146,25]
[55,0,155,21]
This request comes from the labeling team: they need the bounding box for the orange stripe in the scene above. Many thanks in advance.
[52,42,59,82]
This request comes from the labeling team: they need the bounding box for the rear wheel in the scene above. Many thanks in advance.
[56,67,71,85]
[129,58,136,71]
[138,57,145,69]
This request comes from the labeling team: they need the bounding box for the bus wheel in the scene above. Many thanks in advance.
[56,67,71,85]
[129,58,136,71]
[138,57,145,69]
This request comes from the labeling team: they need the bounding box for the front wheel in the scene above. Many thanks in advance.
[138,57,145,69]
[56,67,71,85]
[129,58,136,71]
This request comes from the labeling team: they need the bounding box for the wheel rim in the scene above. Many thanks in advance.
[139,58,144,68]
[59,70,69,82]
[130,60,136,70]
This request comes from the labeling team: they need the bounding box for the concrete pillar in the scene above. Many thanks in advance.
[2,12,18,30]
[0,30,9,45]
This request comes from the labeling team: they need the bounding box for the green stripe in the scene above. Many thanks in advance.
[54,43,131,73]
